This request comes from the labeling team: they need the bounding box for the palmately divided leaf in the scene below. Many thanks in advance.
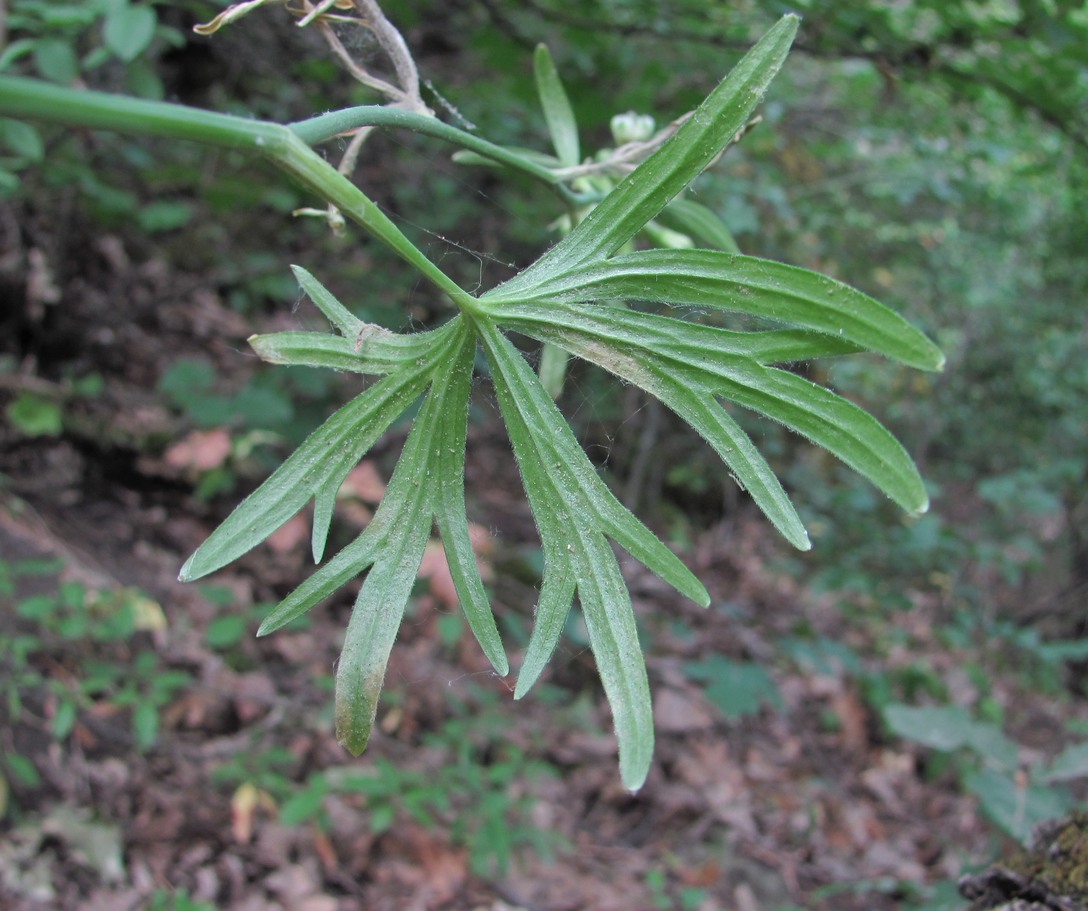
[254,318,505,752]
[479,320,707,790]
[497,297,929,530]
[497,307,810,547]
[485,14,799,298]
[162,8,941,792]
[179,359,435,583]
[504,249,945,372]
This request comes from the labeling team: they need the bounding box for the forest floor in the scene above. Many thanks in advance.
[1,211,1085,911]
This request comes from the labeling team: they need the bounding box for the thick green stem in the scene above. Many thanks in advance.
[0,75,277,149]
[0,76,476,311]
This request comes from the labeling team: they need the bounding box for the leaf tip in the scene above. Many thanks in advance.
[311,515,329,565]
[782,523,811,551]
[620,763,649,793]
[513,663,543,701]
[178,554,200,583]
[336,710,373,756]
[339,733,368,757]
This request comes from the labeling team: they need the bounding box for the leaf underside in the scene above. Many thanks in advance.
[182,13,942,792]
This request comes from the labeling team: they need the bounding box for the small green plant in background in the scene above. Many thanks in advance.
[3,367,104,440]
[0,4,943,789]
[145,888,216,911]
[782,608,1088,847]
[882,702,1088,845]
[645,865,709,911]
[210,689,557,877]
[684,655,783,720]
[0,556,190,815]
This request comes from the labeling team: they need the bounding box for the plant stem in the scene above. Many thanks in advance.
[290,106,570,192]
[0,75,277,149]
[0,76,477,311]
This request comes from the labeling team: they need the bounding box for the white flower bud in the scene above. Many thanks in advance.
[610,111,656,145]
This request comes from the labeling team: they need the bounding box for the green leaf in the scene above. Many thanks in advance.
[205,614,247,649]
[964,768,1068,844]
[334,492,432,754]
[103,4,158,64]
[496,298,928,538]
[257,534,379,635]
[1040,741,1088,783]
[137,199,193,232]
[642,379,810,548]
[179,343,440,582]
[533,44,580,167]
[488,14,799,296]
[334,349,454,753]
[684,656,782,719]
[514,541,575,698]
[432,327,508,675]
[249,267,443,376]
[0,39,38,75]
[657,198,740,253]
[279,778,327,825]
[883,704,973,751]
[479,323,707,609]
[33,40,79,84]
[701,361,930,516]
[574,531,655,791]
[248,329,434,375]
[254,320,506,751]
[537,343,569,399]
[291,265,362,339]
[132,700,159,751]
[6,392,62,437]
[0,118,44,161]
[479,321,706,789]
[52,697,77,740]
[506,249,944,372]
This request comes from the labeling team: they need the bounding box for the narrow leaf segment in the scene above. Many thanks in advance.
[488,14,799,297]
[477,319,708,790]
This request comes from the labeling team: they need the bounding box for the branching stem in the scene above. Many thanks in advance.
[0,75,479,311]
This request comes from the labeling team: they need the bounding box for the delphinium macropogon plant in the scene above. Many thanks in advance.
[0,2,942,790]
